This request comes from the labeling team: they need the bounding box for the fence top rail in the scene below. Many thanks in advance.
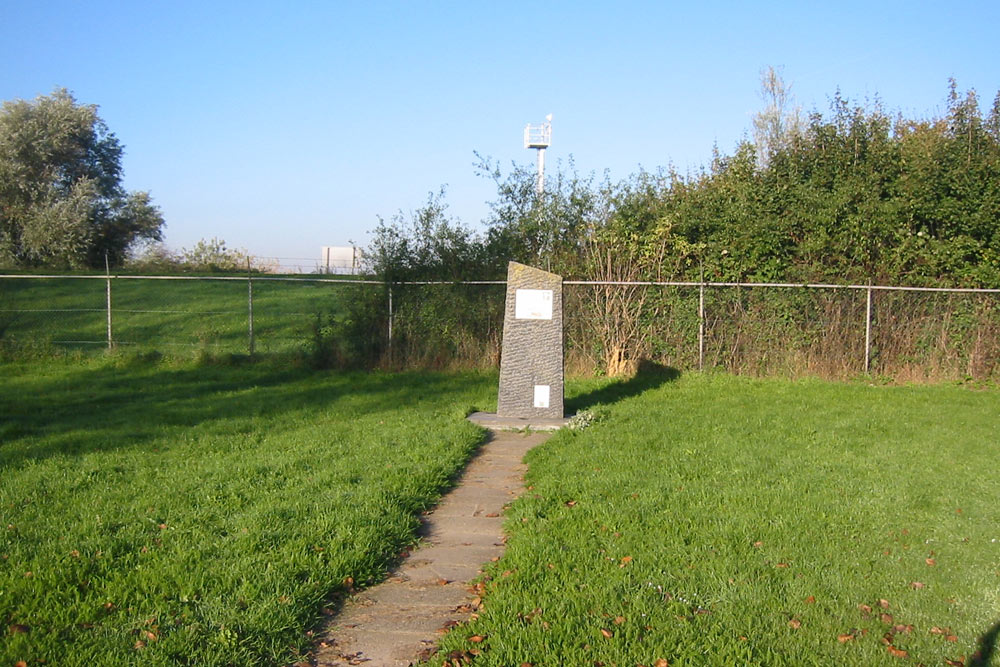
[564,279,1000,294]
[0,274,386,285]
[3,274,1000,295]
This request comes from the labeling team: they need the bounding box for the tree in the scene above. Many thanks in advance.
[752,66,803,167]
[0,88,163,268]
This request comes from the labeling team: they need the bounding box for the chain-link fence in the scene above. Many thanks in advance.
[2,274,999,381]
[0,274,380,356]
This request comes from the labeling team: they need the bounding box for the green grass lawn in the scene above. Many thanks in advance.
[0,275,375,355]
[433,372,1000,666]
[0,357,494,665]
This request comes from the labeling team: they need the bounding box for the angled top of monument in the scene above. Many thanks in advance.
[506,261,561,283]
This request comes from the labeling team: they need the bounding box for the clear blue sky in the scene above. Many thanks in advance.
[3,0,998,270]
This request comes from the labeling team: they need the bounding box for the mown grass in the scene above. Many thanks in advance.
[0,276,375,355]
[0,356,494,665]
[433,372,1000,666]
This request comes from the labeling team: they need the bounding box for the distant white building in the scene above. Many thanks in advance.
[321,246,362,274]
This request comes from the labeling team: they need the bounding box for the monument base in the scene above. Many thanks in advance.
[467,411,570,432]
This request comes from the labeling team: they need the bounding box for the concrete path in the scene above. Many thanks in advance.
[312,429,551,666]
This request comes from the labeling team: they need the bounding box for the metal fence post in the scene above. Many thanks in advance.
[698,282,705,371]
[864,286,872,373]
[247,258,255,356]
[105,254,113,350]
[387,284,394,355]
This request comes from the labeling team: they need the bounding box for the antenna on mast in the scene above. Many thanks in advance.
[524,114,552,194]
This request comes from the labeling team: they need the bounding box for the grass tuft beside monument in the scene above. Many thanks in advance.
[0,357,494,666]
[433,373,1000,666]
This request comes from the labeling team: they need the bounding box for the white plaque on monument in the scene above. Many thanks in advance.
[533,385,550,408]
[515,289,553,320]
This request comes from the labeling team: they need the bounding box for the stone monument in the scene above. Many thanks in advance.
[496,261,564,420]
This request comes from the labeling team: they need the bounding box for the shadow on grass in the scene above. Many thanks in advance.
[0,358,492,468]
[566,360,681,413]
[970,620,1000,666]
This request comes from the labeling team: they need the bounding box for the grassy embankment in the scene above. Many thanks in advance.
[1,357,494,665]
[0,275,374,356]
[434,372,1000,666]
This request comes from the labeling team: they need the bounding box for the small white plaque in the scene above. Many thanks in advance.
[533,385,550,408]
[515,289,553,320]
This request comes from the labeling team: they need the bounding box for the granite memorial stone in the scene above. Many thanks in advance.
[497,261,564,420]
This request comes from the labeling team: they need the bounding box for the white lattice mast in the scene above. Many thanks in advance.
[524,114,552,194]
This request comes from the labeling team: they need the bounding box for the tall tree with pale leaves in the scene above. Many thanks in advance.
[752,66,803,167]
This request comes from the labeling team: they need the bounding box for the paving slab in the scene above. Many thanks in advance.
[467,411,571,431]
[312,429,551,666]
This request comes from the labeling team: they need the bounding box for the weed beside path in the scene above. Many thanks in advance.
[0,358,495,666]
[433,374,1000,666]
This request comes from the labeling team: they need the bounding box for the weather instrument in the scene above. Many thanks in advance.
[523,114,553,194]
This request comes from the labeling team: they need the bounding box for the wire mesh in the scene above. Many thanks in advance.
[2,275,999,381]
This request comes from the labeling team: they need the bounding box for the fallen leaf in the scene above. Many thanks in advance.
[926,558,936,566]
[859,604,873,615]
[8,624,30,634]
[838,633,855,643]
[910,581,925,589]
[437,578,450,586]
[893,624,914,634]
[944,659,964,666]
[752,541,763,548]
[931,626,950,635]
[468,634,486,643]
[805,595,816,604]
[134,640,146,650]
[879,599,890,609]
[15,662,27,667]
[484,513,500,518]
[887,645,908,658]
[788,619,802,629]
[566,501,577,507]
[613,616,626,625]
[600,628,613,638]
[520,663,533,667]
[654,660,669,667]
[776,562,790,568]
[880,613,894,624]
[946,635,958,642]
[620,556,633,567]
